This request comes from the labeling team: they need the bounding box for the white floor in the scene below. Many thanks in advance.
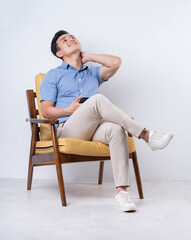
[0,178,191,240]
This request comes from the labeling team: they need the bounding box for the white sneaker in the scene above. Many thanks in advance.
[115,191,136,212]
[147,130,174,151]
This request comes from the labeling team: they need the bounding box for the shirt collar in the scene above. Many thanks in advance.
[60,61,69,69]
[60,61,88,71]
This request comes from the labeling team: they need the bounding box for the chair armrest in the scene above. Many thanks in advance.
[26,118,59,124]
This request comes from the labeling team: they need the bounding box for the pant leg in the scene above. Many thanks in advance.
[57,93,145,140]
[91,121,130,187]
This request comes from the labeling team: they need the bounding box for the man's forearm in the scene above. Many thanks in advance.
[41,96,82,119]
[42,106,72,119]
[87,53,121,68]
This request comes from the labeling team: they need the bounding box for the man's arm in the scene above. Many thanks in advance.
[81,52,122,80]
[41,96,82,119]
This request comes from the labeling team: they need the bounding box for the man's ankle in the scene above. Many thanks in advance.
[140,129,150,143]
[116,186,127,193]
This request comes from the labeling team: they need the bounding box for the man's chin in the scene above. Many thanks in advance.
[69,48,81,55]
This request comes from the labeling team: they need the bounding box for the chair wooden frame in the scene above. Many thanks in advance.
[26,89,144,206]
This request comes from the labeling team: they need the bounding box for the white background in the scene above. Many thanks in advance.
[1,0,191,181]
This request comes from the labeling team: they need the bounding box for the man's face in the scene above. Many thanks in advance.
[56,34,82,59]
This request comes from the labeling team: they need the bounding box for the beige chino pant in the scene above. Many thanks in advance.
[57,94,145,187]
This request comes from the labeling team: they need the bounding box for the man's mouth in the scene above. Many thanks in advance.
[68,41,77,47]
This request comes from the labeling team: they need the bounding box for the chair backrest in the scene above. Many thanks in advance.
[26,90,40,142]
[35,73,52,141]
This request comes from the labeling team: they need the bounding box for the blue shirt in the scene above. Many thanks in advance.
[40,61,108,125]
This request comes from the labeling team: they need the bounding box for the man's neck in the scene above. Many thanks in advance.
[63,53,83,70]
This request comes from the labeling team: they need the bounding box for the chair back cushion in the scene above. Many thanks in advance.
[35,73,52,140]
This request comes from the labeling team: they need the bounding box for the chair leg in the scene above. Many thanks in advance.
[27,123,37,190]
[27,156,33,190]
[55,161,67,206]
[98,161,104,184]
[51,125,67,206]
[132,151,144,199]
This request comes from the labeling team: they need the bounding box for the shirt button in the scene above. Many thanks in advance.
[80,90,82,92]
[79,78,81,81]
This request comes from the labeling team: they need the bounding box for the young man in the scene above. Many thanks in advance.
[40,30,174,212]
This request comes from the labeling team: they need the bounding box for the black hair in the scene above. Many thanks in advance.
[51,30,69,59]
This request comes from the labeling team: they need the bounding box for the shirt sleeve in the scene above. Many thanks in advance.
[40,70,58,102]
[90,66,108,87]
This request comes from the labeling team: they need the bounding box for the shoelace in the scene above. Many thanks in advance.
[150,131,165,139]
[118,191,133,203]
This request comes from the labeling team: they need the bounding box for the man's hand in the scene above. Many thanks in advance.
[81,52,89,64]
[67,95,82,114]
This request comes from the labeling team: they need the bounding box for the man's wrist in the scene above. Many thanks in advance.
[63,107,72,116]
[86,53,94,62]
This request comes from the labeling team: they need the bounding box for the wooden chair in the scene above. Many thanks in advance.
[26,73,144,206]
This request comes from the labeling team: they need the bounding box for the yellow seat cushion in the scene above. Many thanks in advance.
[35,137,135,156]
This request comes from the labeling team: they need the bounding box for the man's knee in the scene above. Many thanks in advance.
[106,123,126,141]
[89,93,106,102]
[111,124,126,136]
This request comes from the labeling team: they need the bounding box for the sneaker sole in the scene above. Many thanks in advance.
[151,133,174,151]
[115,201,136,212]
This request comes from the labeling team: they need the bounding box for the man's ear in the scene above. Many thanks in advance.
[56,50,63,58]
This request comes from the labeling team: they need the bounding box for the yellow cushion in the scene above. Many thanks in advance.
[35,73,52,141]
[35,137,135,156]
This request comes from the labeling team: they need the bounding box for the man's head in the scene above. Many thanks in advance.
[51,30,81,60]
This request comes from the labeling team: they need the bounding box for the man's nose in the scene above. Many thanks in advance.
[68,36,73,41]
